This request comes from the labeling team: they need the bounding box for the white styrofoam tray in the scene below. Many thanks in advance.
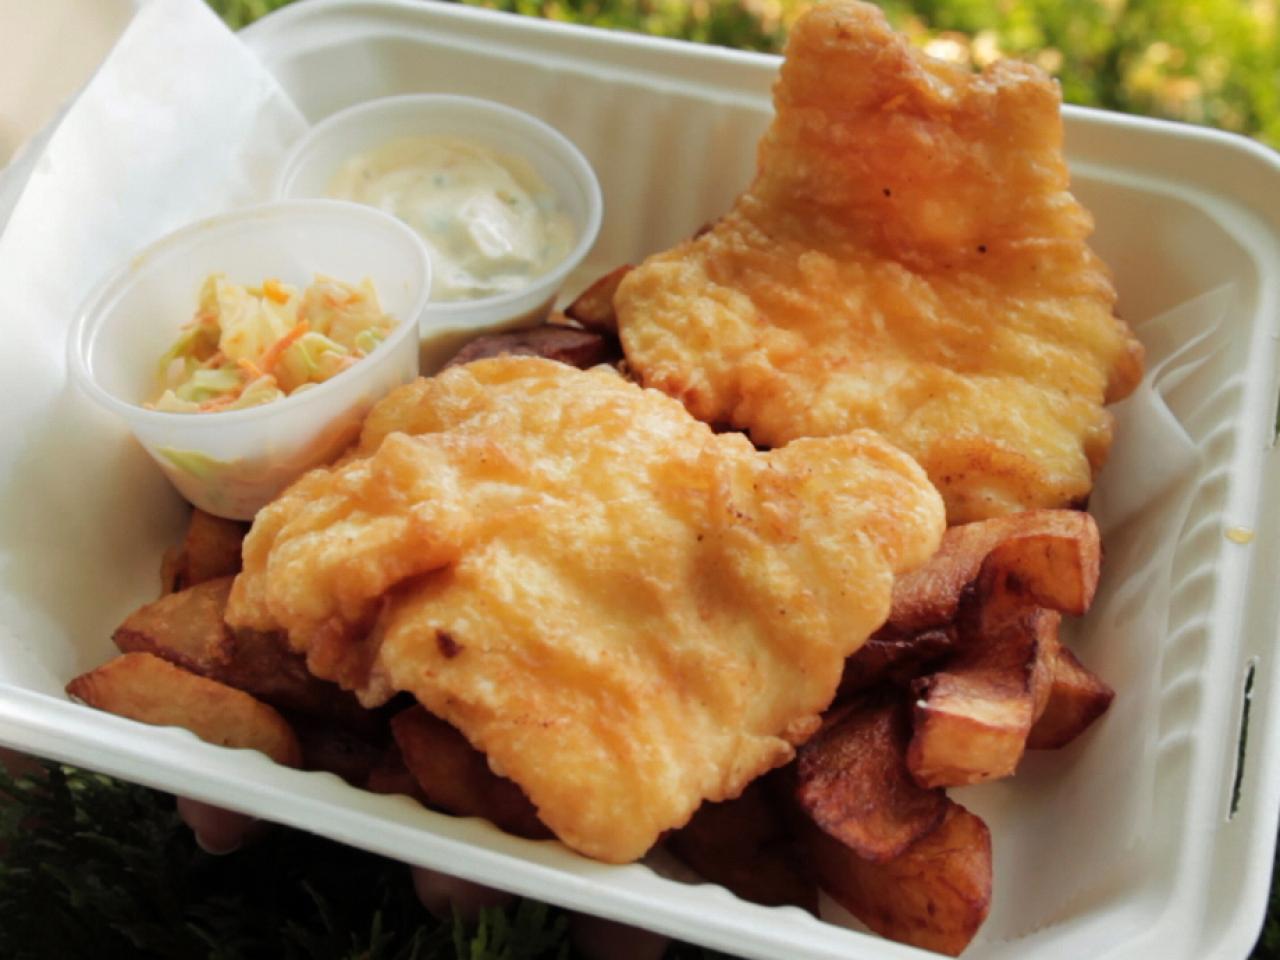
[4,2,1280,958]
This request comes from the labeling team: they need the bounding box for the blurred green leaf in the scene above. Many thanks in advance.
[206,0,1279,147]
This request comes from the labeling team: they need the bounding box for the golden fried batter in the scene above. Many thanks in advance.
[615,0,1143,523]
[227,358,944,862]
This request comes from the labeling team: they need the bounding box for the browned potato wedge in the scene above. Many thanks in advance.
[391,705,551,840]
[363,742,426,799]
[161,508,248,594]
[442,325,616,371]
[891,510,1100,631]
[112,576,370,727]
[114,576,235,674]
[795,696,946,861]
[907,607,1059,788]
[291,715,389,786]
[983,527,1101,618]
[666,778,817,912]
[805,800,992,957]
[1028,645,1115,749]
[222,627,374,729]
[839,626,955,696]
[563,265,632,333]
[66,652,301,766]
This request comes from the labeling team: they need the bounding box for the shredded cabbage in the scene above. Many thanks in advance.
[149,274,396,414]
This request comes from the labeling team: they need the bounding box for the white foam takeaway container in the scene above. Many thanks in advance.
[3,3,1280,959]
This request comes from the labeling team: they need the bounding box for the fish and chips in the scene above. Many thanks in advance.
[65,1,1138,954]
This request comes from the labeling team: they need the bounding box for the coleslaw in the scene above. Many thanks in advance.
[150,274,396,413]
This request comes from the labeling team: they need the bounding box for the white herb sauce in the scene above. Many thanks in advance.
[329,136,576,302]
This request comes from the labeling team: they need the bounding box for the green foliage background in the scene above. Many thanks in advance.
[0,763,578,960]
[8,2,1274,958]
[213,0,1280,148]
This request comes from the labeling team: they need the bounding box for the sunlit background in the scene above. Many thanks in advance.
[213,0,1280,149]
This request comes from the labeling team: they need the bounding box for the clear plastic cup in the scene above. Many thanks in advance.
[68,200,432,520]
[275,94,604,372]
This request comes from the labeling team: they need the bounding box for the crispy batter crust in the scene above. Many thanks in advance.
[227,357,944,862]
[615,0,1143,523]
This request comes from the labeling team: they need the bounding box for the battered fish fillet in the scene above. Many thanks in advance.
[226,358,944,862]
[614,0,1144,523]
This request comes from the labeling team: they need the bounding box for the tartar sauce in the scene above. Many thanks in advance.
[328,136,577,302]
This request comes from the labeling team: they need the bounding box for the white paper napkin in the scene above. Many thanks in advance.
[0,0,305,689]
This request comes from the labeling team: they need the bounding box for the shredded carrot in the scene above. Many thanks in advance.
[198,393,241,412]
[262,279,291,305]
[237,357,265,380]
[260,321,310,374]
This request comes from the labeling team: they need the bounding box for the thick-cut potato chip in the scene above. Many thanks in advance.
[161,508,248,594]
[390,705,551,841]
[666,778,817,912]
[114,576,235,674]
[891,510,1100,631]
[66,652,301,766]
[363,742,425,799]
[908,607,1060,788]
[564,265,632,334]
[113,577,369,726]
[795,696,946,861]
[838,626,955,697]
[805,801,992,957]
[291,715,389,786]
[442,326,616,371]
[1027,644,1114,749]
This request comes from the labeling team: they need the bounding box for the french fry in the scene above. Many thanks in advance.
[563,265,632,333]
[66,652,301,766]
[666,778,818,912]
[160,508,248,594]
[291,715,389,786]
[114,576,234,674]
[795,695,947,861]
[839,626,955,696]
[982,526,1101,618]
[1027,645,1114,749]
[391,705,551,840]
[112,577,371,727]
[222,626,375,729]
[805,800,992,957]
[890,510,1100,631]
[363,742,426,799]
[907,606,1060,788]
[442,325,616,370]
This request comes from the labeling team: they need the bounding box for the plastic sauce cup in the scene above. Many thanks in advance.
[69,200,432,520]
[275,94,603,372]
